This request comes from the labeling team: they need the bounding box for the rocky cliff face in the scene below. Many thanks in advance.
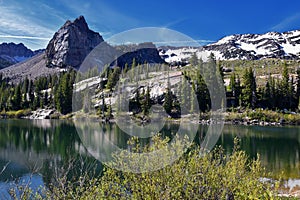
[45,15,104,68]
[115,42,165,67]
[1,16,165,83]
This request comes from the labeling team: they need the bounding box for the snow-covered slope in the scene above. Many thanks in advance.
[159,30,300,63]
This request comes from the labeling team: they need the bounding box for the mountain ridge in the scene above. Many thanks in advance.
[0,42,43,69]
[0,16,164,83]
[159,29,300,64]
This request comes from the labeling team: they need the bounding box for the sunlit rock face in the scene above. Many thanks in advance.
[46,15,104,68]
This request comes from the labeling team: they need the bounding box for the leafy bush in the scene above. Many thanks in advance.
[8,136,280,199]
[52,136,279,199]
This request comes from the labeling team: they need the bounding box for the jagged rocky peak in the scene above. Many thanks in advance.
[46,15,104,68]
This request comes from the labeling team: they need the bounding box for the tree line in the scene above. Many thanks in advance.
[1,55,299,117]
[0,70,75,115]
[228,62,300,111]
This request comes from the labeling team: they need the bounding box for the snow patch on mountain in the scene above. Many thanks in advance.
[159,29,300,63]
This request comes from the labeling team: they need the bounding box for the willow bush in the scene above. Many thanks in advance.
[65,136,279,200]
[12,135,279,199]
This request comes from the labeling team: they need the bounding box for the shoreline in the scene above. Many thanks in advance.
[1,108,300,127]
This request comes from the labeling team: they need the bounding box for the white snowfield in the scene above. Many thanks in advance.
[159,29,300,62]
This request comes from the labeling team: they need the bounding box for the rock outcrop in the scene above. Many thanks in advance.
[115,42,165,67]
[1,16,165,83]
[46,15,104,68]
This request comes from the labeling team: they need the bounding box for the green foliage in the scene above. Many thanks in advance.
[55,71,75,114]
[163,73,174,115]
[189,52,198,66]
[163,86,173,114]
[242,67,257,108]
[45,136,279,199]
[0,70,77,115]
[106,67,121,90]
[141,86,151,115]
[0,109,31,118]
[11,84,22,110]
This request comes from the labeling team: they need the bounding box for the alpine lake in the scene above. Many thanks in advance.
[0,119,299,197]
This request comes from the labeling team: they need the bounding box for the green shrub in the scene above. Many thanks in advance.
[1,109,31,118]
[9,136,280,199]
[50,136,279,200]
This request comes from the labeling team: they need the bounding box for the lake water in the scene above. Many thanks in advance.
[0,119,299,197]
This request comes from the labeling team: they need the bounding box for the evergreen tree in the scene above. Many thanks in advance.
[196,74,210,112]
[296,68,300,105]
[142,86,151,115]
[279,62,290,109]
[54,72,74,114]
[229,73,236,92]
[134,82,141,113]
[106,67,121,90]
[44,91,49,108]
[288,76,295,109]
[29,80,35,109]
[264,79,271,108]
[131,58,136,81]
[163,87,173,114]
[190,82,196,113]
[12,84,22,110]
[242,67,257,108]
[189,52,198,66]
[235,75,241,107]
[33,92,40,110]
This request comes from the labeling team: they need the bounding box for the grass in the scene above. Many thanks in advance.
[226,108,300,125]
[0,109,31,118]
[219,59,300,87]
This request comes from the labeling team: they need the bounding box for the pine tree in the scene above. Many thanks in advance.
[264,79,271,108]
[142,86,151,115]
[134,82,141,113]
[229,73,236,92]
[164,72,173,114]
[279,62,290,109]
[28,80,35,109]
[106,67,121,90]
[242,67,257,108]
[190,82,196,113]
[12,84,22,110]
[54,72,74,114]
[196,74,209,112]
[288,76,295,109]
[163,87,173,114]
[296,68,300,105]
[131,58,136,82]
[189,52,198,66]
[180,75,191,113]
[44,91,49,108]
[235,75,241,107]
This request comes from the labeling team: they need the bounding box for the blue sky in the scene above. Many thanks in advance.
[0,0,300,50]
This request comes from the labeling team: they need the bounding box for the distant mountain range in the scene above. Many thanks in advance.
[0,43,43,69]
[1,15,300,83]
[0,16,164,83]
[159,30,300,64]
